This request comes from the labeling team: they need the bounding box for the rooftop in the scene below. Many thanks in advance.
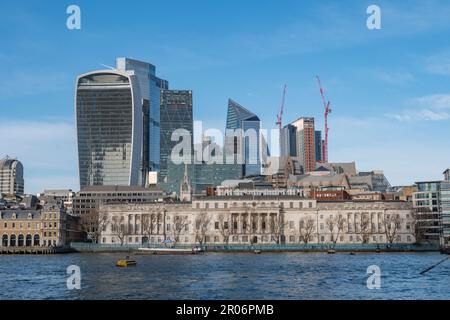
[79,186,164,193]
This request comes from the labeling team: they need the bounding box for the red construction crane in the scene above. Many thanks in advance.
[316,76,331,163]
[276,84,287,130]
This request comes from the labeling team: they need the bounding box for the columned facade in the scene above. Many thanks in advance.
[99,197,416,246]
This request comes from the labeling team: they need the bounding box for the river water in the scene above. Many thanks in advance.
[0,252,448,300]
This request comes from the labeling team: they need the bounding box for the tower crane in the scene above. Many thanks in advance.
[316,76,331,163]
[276,84,287,130]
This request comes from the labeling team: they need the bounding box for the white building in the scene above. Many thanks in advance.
[98,196,415,246]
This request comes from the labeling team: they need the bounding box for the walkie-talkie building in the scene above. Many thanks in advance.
[75,58,167,188]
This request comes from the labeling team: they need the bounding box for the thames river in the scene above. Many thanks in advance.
[0,252,449,300]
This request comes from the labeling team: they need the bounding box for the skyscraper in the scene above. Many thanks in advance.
[280,124,297,157]
[291,117,316,173]
[159,90,193,183]
[0,157,24,196]
[75,58,167,188]
[226,99,261,177]
[315,130,323,163]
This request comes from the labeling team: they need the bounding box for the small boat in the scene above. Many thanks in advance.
[349,252,355,255]
[116,259,137,267]
[254,249,262,254]
[327,249,336,254]
[440,247,450,255]
[137,247,204,255]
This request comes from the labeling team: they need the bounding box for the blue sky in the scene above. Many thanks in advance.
[1,0,450,194]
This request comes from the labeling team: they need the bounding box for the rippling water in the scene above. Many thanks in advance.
[0,252,449,300]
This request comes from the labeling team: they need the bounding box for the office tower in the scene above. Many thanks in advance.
[76,58,167,188]
[226,99,261,177]
[291,117,316,173]
[0,157,24,196]
[315,130,323,163]
[159,90,193,183]
[162,160,244,196]
[280,124,297,157]
[413,178,450,247]
[116,58,168,181]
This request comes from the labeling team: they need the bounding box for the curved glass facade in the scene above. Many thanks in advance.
[76,72,135,187]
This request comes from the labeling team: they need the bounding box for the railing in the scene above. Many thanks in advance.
[69,242,440,252]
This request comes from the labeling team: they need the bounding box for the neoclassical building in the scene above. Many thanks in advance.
[99,196,416,246]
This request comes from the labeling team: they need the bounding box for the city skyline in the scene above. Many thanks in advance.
[1,0,450,193]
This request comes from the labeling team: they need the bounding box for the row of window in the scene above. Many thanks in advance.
[103,234,414,244]
[195,201,314,209]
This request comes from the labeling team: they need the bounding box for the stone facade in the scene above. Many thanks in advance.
[99,196,416,246]
[0,205,82,247]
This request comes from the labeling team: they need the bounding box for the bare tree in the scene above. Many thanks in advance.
[81,211,109,243]
[111,216,130,246]
[195,211,210,247]
[358,214,373,244]
[141,213,159,242]
[218,212,231,245]
[410,209,426,244]
[270,212,285,245]
[325,215,346,249]
[172,215,190,243]
[382,212,402,245]
[299,217,316,244]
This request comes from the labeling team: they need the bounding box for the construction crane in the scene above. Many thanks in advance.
[316,76,331,163]
[276,84,287,130]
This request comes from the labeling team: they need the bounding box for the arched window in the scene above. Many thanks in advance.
[18,234,24,246]
[2,234,8,247]
[26,234,32,246]
[10,234,16,246]
[33,234,40,246]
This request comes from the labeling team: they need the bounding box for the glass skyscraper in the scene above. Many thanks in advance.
[159,90,193,183]
[280,124,297,157]
[315,130,323,163]
[76,58,167,188]
[226,99,261,177]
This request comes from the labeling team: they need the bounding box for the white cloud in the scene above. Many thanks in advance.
[389,109,450,122]
[388,94,450,122]
[411,94,450,109]
[0,121,78,194]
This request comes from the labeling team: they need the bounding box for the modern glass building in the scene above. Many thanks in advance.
[441,180,450,247]
[162,161,244,196]
[116,58,168,178]
[159,90,193,183]
[226,99,261,177]
[413,181,444,244]
[0,157,24,196]
[280,124,297,157]
[315,130,323,163]
[76,58,167,188]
